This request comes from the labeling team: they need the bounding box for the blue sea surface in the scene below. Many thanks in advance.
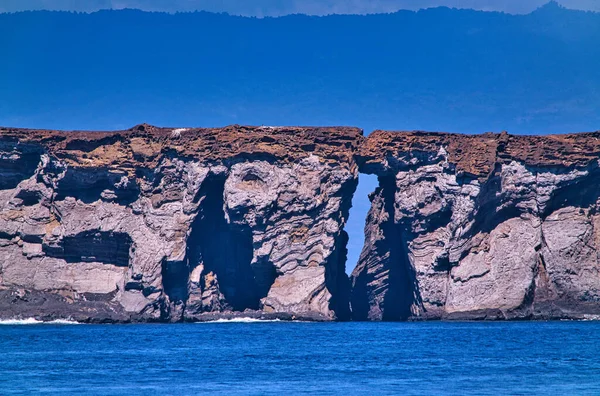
[1,321,600,395]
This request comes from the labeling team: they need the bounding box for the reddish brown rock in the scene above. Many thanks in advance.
[358,130,600,179]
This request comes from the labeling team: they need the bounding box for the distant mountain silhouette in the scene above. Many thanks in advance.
[1,5,599,134]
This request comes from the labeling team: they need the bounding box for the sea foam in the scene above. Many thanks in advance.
[0,318,80,325]
[198,317,283,323]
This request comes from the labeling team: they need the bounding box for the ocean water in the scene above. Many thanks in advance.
[1,321,600,395]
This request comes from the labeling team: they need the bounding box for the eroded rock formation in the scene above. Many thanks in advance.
[0,124,360,322]
[352,130,600,320]
[3,124,600,322]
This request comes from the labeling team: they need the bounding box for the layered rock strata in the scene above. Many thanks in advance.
[0,124,361,322]
[352,130,600,321]
[4,124,600,322]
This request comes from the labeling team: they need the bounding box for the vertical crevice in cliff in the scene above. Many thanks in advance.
[379,176,421,321]
[350,176,420,321]
[350,184,387,321]
[324,173,358,321]
[345,174,379,275]
[161,259,190,304]
[325,230,351,320]
[186,175,264,312]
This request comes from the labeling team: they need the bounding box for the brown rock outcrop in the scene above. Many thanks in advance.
[352,129,600,321]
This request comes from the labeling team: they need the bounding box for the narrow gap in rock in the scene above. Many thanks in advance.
[378,176,420,321]
[345,173,378,275]
[325,230,351,320]
[350,175,420,321]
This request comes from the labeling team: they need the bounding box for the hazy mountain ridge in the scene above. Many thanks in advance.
[1,4,599,134]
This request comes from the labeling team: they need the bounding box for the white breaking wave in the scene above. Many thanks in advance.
[198,317,283,323]
[0,318,80,325]
[582,315,600,321]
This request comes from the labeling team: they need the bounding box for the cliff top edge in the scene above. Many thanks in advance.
[0,124,363,167]
[361,129,600,178]
[3,125,600,176]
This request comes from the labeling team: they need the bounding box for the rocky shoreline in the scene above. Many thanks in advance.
[3,124,600,322]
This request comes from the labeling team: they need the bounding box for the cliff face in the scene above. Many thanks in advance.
[352,130,600,320]
[4,124,600,322]
[0,124,361,322]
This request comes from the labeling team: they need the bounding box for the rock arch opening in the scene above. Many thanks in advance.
[345,173,379,275]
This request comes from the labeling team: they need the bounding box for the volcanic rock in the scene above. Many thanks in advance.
[0,124,361,322]
[352,130,600,320]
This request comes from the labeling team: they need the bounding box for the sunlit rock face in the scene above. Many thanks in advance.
[4,124,600,322]
[0,124,361,322]
[352,130,600,321]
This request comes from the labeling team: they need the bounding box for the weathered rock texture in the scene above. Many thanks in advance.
[0,124,360,322]
[4,124,600,322]
[352,130,600,321]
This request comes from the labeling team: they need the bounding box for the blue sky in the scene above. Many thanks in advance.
[1,0,600,14]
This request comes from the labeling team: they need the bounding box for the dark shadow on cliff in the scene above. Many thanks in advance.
[541,166,600,218]
[161,259,189,304]
[43,230,132,267]
[185,175,273,312]
[456,167,522,254]
[457,164,600,264]
[0,141,41,190]
[325,230,351,321]
[380,176,423,321]
[54,168,140,205]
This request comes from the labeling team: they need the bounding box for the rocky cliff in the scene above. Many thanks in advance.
[3,124,600,322]
[352,130,600,320]
[0,124,361,322]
